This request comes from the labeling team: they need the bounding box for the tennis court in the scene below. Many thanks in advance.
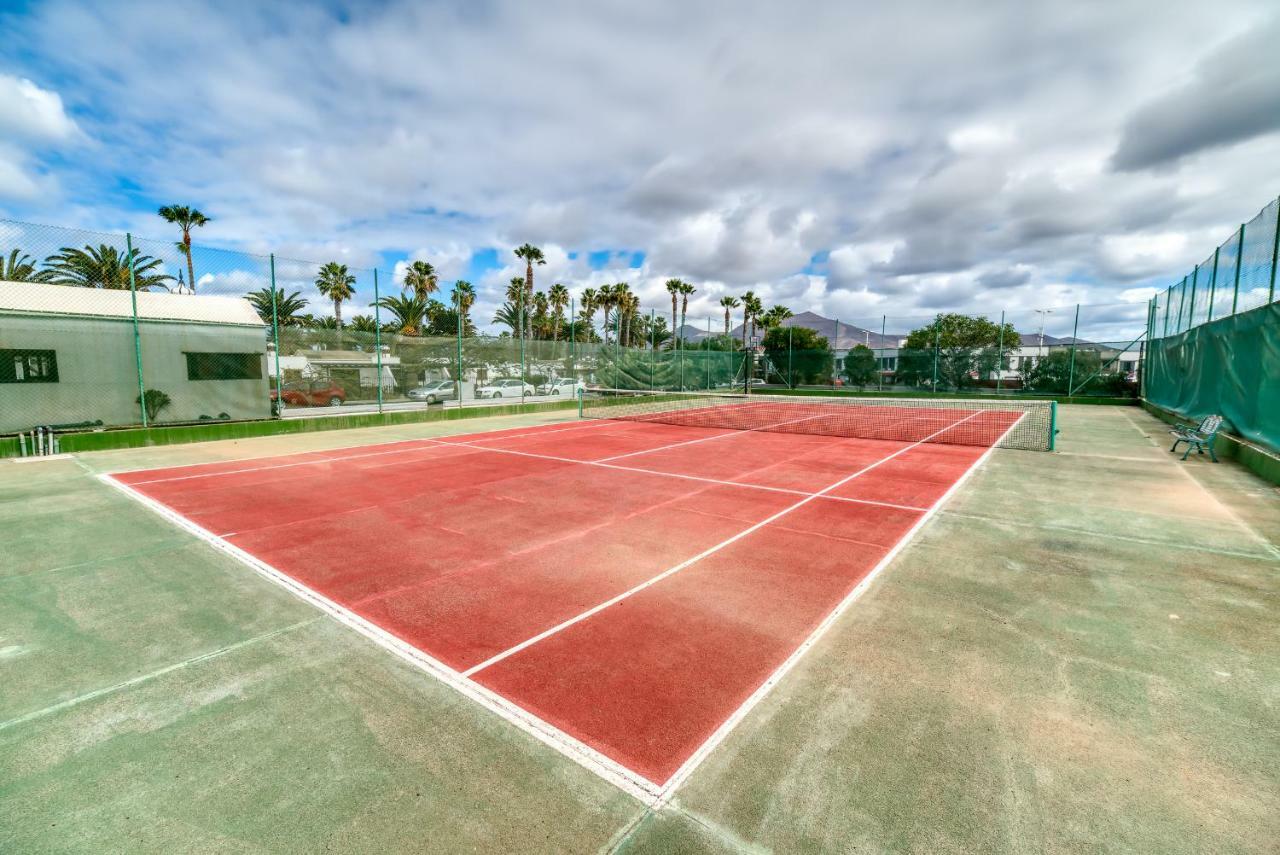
[102,393,1043,798]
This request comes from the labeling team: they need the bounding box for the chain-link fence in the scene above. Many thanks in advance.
[1149,196,1280,340]
[2,216,1156,441]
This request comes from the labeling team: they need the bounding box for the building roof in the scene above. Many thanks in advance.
[0,280,264,327]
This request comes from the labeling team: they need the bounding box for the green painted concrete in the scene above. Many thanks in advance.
[1,406,1275,852]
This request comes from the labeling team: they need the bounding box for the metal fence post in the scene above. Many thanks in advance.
[1205,249,1219,325]
[931,319,939,391]
[1232,224,1245,315]
[372,269,384,413]
[995,310,1005,393]
[1270,196,1280,304]
[455,285,464,405]
[269,254,282,415]
[125,233,148,428]
[878,315,886,391]
[787,325,793,388]
[519,295,526,403]
[705,316,711,390]
[615,307,621,388]
[1066,304,1080,396]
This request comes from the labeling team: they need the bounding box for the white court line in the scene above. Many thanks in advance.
[593,411,838,463]
[419,436,928,513]
[461,409,987,678]
[101,407,1005,803]
[120,420,617,486]
[99,472,664,802]
[652,409,1027,804]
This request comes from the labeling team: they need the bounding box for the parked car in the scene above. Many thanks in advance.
[407,379,457,404]
[271,380,346,408]
[539,378,585,396]
[474,378,534,399]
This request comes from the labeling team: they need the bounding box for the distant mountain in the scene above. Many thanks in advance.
[719,311,903,349]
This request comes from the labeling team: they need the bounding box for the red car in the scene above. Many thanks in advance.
[271,380,347,408]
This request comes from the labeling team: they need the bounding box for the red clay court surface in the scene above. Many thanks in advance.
[106,407,1021,799]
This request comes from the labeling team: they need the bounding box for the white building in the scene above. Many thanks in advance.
[0,280,270,434]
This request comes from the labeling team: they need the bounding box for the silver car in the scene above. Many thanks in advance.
[406,379,457,404]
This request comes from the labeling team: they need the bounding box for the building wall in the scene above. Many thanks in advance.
[1,313,269,434]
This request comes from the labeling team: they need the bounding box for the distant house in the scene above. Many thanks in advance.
[0,280,270,434]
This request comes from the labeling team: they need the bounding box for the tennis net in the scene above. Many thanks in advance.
[581,389,1055,451]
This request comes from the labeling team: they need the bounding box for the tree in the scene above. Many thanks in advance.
[377,293,429,335]
[247,287,308,326]
[665,278,683,348]
[349,314,379,334]
[843,344,878,388]
[1021,349,1103,393]
[649,315,672,349]
[581,288,598,335]
[718,296,740,340]
[157,205,210,293]
[315,262,356,328]
[763,325,832,385]
[899,313,1015,390]
[514,243,545,341]
[453,281,476,333]
[678,281,696,347]
[548,283,569,341]
[492,301,521,334]
[136,388,172,422]
[762,305,792,328]
[597,284,615,346]
[1,249,52,282]
[403,260,438,300]
[45,244,173,291]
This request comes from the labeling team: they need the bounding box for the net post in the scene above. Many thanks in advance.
[125,233,148,428]
[1066,304,1079,397]
[1232,223,1245,315]
[372,268,384,414]
[995,310,1005,393]
[269,254,282,416]
[1270,195,1280,304]
[1048,401,1057,451]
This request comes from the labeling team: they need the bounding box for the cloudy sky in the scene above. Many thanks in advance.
[1,0,1278,337]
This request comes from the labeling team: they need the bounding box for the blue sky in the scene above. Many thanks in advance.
[1,0,1278,337]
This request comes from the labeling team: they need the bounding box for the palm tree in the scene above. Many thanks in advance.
[1,249,52,282]
[377,293,429,335]
[678,281,696,347]
[403,260,438,300]
[453,280,476,333]
[548,283,569,341]
[157,205,210,293]
[596,284,616,346]
[611,283,633,345]
[719,296,740,340]
[665,278,683,348]
[247,287,309,326]
[315,261,356,327]
[581,288,598,333]
[492,301,521,334]
[740,290,759,352]
[349,314,379,334]
[762,305,793,328]
[45,244,173,291]
[514,243,545,341]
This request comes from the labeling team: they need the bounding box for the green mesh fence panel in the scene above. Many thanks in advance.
[1146,302,1280,452]
[1236,199,1279,314]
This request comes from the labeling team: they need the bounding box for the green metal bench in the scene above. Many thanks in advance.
[1169,414,1223,462]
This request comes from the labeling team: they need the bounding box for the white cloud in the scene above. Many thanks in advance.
[1,0,1277,341]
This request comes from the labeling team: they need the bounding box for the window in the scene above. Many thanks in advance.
[185,352,263,381]
[1,349,59,384]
